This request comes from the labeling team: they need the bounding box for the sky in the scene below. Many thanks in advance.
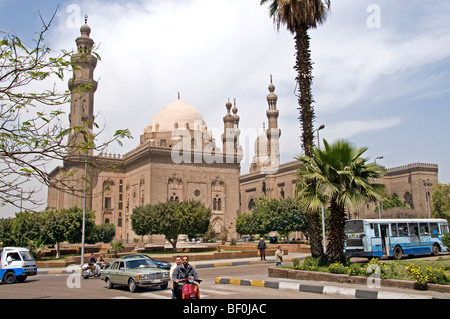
[1,0,450,217]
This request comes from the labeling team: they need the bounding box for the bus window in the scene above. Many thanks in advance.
[441,224,449,234]
[371,224,379,237]
[419,223,429,236]
[409,223,419,236]
[398,223,408,236]
[345,220,364,233]
[430,223,439,237]
[391,223,398,237]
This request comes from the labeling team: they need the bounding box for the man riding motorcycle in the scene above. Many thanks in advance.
[171,256,202,299]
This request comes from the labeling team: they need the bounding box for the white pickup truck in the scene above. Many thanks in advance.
[0,247,37,284]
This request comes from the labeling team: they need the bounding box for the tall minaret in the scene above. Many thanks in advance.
[68,16,98,157]
[222,99,234,162]
[250,76,281,173]
[265,75,281,168]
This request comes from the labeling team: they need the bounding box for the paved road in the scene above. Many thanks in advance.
[0,263,347,300]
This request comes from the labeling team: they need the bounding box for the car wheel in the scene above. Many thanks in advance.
[160,283,168,290]
[3,272,16,284]
[128,278,138,293]
[105,278,114,289]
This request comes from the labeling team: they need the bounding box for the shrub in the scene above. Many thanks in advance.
[366,258,388,279]
[348,263,366,277]
[406,264,427,289]
[425,266,450,285]
[442,232,450,252]
[328,262,348,274]
[300,257,319,271]
[293,257,320,271]
[292,258,301,268]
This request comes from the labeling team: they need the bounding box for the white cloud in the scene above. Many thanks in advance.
[324,118,402,141]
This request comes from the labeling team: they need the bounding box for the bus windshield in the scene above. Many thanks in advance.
[345,220,364,233]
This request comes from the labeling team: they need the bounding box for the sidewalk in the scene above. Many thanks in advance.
[37,253,450,299]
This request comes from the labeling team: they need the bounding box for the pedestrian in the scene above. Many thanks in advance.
[275,246,283,266]
[257,238,266,261]
[170,256,182,299]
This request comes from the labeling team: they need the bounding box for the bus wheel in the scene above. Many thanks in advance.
[432,244,440,256]
[393,246,403,260]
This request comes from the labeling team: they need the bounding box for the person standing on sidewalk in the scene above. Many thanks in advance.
[257,238,267,261]
[275,246,283,266]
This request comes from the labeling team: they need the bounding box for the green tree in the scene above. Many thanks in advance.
[269,198,308,243]
[131,200,211,252]
[0,13,131,211]
[431,183,450,221]
[296,139,385,262]
[62,206,96,244]
[236,197,308,242]
[87,223,116,244]
[0,217,14,246]
[374,193,408,213]
[40,209,67,258]
[261,0,331,261]
[236,213,261,237]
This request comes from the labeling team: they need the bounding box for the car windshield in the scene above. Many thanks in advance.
[126,259,156,269]
[345,220,364,233]
[19,251,35,261]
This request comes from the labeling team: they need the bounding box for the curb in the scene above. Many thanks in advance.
[215,277,440,299]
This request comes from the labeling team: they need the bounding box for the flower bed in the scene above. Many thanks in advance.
[277,256,450,291]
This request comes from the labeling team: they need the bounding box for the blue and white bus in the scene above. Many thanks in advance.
[345,219,449,260]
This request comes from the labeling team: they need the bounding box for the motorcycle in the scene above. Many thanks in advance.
[81,262,108,279]
[180,276,202,299]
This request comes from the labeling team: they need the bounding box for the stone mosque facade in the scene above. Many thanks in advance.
[47,21,439,243]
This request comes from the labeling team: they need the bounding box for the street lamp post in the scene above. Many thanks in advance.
[374,156,384,219]
[80,150,88,268]
[313,124,326,254]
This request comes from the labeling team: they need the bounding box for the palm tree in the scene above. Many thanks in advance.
[261,0,331,260]
[260,0,330,157]
[296,139,386,262]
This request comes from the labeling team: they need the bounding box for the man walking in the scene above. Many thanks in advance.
[257,238,266,261]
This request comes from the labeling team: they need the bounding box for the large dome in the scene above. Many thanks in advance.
[145,99,207,133]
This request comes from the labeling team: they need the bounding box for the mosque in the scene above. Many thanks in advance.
[47,21,439,243]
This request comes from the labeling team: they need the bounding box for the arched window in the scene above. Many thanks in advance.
[248,198,256,211]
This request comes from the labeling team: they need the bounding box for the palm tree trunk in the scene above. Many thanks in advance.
[295,25,322,260]
[294,25,315,157]
[327,200,347,263]
[307,210,324,260]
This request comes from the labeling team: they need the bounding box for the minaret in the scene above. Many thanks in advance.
[266,75,281,168]
[222,99,234,162]
[232,99,243,161]
[68,15,98,157]
[250,76,281,173]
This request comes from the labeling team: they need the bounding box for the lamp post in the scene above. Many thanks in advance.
[313,124,326,253]
[374,156,383,218]
[80,150,88,268]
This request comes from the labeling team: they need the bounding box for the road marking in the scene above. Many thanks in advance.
[377,291,432,299]
[200,288,235,295]
[323,286,356,297]
[279,281,300,291]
